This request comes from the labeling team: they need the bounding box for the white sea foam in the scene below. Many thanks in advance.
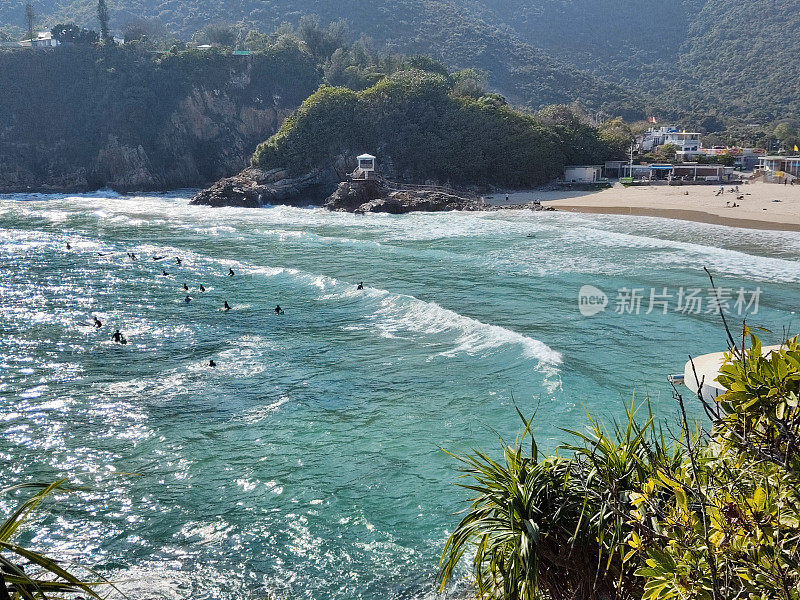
[564,225,800,283]
[371,292,562,364]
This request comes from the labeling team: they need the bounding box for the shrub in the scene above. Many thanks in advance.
[441,333,800,600]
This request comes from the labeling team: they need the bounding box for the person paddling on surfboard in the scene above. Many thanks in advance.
[93,317,102,328]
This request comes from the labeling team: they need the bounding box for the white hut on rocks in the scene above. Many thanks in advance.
[353,154,376,180]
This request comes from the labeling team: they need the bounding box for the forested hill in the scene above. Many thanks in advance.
[2,0,798,122]
[0,0,643,118]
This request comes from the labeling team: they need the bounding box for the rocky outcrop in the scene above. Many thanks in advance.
[190,166,338,207]
[192,168,558,214]
[324,179,486,214]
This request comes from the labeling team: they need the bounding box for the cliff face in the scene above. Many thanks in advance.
[0,47,318,193]
[0,86,291,193]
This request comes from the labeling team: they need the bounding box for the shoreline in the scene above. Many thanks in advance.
[549,204,800,232]
[488,182,800,233]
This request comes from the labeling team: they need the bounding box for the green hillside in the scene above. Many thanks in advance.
[2,0,797,124]
[252,70,614,187]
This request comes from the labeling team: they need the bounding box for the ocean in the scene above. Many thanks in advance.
[1,191,799,599]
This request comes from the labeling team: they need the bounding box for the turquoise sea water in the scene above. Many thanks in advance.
[1,192,799,599]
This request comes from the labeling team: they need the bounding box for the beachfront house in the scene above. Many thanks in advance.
[19,31,60,48]
[621,163,733,182]
[640,127,702,156]
[604,161,628,179]
[564,165,603,183]
[673,163,733,181]
[757,155,800,182]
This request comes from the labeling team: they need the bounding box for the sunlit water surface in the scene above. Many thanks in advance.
[1,192,799,599]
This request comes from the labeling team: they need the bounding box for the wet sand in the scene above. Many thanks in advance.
[486,183,800,232]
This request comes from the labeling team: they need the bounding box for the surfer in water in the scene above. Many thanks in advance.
[162,269,169,276]
[357,282,364,290]
[199,285,206,292]
[223,301,231,311]
[208,359,216,367]
[184,296,192,303]
[275,305,284,315]
[228,268,235,277]
[183,283,189,291]
[112,329,127,344]
[93,317,103,328]
[175,257,182,265]
[152,255,165,261]
[66,242,71,250]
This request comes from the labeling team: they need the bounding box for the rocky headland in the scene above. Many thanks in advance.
[191,166,550,214]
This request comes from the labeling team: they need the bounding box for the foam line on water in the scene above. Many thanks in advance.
[564,225,800,283]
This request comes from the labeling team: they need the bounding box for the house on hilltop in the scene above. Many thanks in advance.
[19,31,60,48]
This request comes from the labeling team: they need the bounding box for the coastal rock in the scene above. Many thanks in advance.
[190,167,337,207]
[324,180,486,214]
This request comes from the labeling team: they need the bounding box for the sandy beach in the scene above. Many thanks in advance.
[486,182,800,232]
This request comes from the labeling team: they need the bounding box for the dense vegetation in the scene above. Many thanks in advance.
[441,331,800,599]
[252,69,613,187]
[2,0,797,126]
[0,42,322,189]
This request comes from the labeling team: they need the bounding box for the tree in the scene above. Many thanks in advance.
[774,122,800,152]
[97,0,110,43]
[24,1,35,41]
[51,23,99,45]
[451,69,488,99]
[599,117,634,159]
[195,23,238,48]
[122,17,167,46]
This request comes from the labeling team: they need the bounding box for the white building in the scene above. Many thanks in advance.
[640,126,701,155]
[564,165,603,183]
[19,31,60,48]
[757,156,800,179]
[352,153,376,180]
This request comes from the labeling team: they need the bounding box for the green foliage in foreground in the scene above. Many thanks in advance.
[253,71,613,187]
[441,333,800,600]
[1,481,106,599]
